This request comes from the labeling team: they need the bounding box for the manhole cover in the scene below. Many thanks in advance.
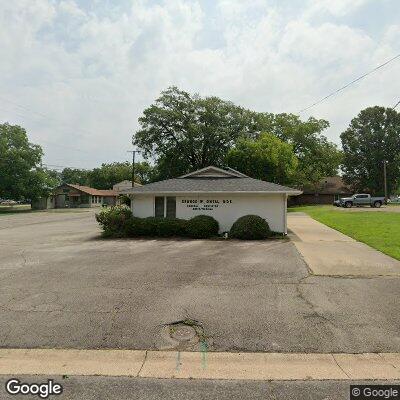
[170,324,197,342]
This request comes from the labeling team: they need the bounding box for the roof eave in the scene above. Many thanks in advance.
[125,190,303,195]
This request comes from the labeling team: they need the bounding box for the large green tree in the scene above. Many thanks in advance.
[250,113,342,187]
[0,123,57,200]
[133,86,252,179]
[134,87,341,184]
[134,161,156,184]
[226,133,298,184]
[60,168,89,186]
[341,106,400,195]
[87,161,155,189]
[87,162,131,189]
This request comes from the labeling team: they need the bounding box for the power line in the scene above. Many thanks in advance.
[0,95,94,139]
[393,99,400,110]
[37,139,92,154]
[298,53,400,114]
[0,106,101,155]
[42,163,89,170]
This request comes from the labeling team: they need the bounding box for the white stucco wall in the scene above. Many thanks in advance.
[132,195,155,218]
[131,193,288,233]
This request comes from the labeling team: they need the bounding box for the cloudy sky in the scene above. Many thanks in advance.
[1,0,399,169]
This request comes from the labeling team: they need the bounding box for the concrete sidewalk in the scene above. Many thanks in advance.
[1,349,400,381]
[288,213,400,276]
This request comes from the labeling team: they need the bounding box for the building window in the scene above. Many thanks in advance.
[166,197,176,218]
[154,196,176,218]
[155,197,165,217]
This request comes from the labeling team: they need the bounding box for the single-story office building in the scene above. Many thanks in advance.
[123,166,302,234]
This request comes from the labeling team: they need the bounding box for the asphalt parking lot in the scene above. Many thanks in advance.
[2,375,399,400]
[0,210,399,353]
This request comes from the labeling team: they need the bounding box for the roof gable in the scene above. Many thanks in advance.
[179,166,248,179]
[121,166,301,195]
[65,184,117,197]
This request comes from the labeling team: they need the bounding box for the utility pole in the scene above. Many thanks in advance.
[127,149,140,187]
[383,160,388,201]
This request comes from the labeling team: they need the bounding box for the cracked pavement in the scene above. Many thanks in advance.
[0,210,399,353]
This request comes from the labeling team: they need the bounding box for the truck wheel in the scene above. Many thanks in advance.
[374,201,382,208]
[345,202,352,208]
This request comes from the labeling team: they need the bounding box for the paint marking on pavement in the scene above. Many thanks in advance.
[1,349,400,381]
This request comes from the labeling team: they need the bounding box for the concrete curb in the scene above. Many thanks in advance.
[1,350,400,381]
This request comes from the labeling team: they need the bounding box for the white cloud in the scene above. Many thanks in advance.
[0,0,399,169]
[58,0,86,17]
[305,0,372,18]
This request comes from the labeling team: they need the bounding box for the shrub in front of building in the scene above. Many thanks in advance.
[95,205,132,237]
[131,217,187,237]
[122,217,147,236]
[155,218,188,237]
[229,215,271,240]
[186,215,219,239]
[122,216,187,237]
[96,210,219,239]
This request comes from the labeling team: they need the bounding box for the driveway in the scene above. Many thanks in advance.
[0,210,400,353]
[288,212,400,276]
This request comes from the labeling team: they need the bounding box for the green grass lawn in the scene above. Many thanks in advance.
[0,205,32,215]
[288,205,400,261]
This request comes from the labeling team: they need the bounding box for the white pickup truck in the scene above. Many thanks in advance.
[335,194,385,208]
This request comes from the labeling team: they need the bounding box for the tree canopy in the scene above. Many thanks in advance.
[134,87,342,184]
[134,86,253,179]
[0,123,58,200]
[88,162,132,189]
[59,161,155,189]
[249,113,342,186]
[341,106,400,195]
[225,132,298,184]
[60,168,89,186]
[86,161,155,189]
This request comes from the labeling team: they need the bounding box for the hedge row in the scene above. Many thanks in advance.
[96,206,272,240]
[96,206,219,238]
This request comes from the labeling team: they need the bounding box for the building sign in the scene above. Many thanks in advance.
[181,199,232,211]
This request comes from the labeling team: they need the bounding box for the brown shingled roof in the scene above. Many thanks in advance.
[67,184,117,197]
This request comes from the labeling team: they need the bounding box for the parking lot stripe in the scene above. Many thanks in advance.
[1,349,400,380]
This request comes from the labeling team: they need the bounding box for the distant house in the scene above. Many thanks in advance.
[288,176,352,206]
[112,180,142,193]
[31,184,118,210]
[51,184,118,208]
